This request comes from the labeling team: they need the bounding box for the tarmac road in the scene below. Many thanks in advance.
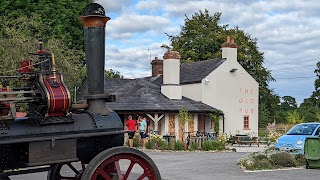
[9,150,320,180]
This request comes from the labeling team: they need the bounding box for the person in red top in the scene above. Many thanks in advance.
[126,115,137,147]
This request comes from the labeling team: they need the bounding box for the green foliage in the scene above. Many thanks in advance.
[268,131,283,143]
[287,109,305,124]
[0,16,86,91]
[297,61,320,122]
[281,96,297,111]
[189,141,198,151]
[298,98,319,122]
[174,140,184,151]
[209,113,220,134]
[312,61,320,106]
[201,140,225,151]
[158,140,169,150]
[126,133,141,147]
[146,134,168,150]
[269,152,295,167]
[179,107,192,124]
[0,1,93,94]
[259,102,271,128]
[239,150,304,171]
[166,9,224,62]
[294,154,306,167]
[105,69,123,79]
[0,0,93,50]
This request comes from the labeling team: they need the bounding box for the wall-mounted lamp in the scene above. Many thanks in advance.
[230,68,238,73]
[204,79,209,84]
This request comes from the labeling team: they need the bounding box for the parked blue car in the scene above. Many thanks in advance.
[275,122,320,154]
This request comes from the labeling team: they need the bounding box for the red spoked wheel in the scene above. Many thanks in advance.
[47,162,86,180]
[81,147,161,180]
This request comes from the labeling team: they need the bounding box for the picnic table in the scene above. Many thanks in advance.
[231,134,259,147]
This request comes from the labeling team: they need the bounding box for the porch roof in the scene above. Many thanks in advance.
[105,78,218,113]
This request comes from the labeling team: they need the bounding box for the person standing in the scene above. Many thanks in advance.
[126,115,137,148]
[139,116,147,150]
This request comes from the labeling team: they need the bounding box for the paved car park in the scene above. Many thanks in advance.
[9,146,320,180]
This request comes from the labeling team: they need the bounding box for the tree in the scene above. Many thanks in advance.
[287,110,305,125]
[311,61,320,107]
[166,9,279,124]
[166,10,224,62]
[259,102,271,128]
[104,69,123,79]
[0,16,86,90]
[0,0,93,50]
[280,96,297,111]
[296,62,320,122]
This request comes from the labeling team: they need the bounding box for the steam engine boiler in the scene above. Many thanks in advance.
[0,3,161,180]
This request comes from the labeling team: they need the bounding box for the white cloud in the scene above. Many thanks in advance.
[96,0,130,13]
[106,14,169,39]
[136,0,159,11]
[94,0,320,103]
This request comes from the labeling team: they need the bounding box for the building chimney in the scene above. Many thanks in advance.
[151,57,163,77]
[221,35,238,61]
[161,51,182,100]
[80,3,112,115]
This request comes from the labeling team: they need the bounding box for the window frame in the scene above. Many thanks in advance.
[243,115,250,130]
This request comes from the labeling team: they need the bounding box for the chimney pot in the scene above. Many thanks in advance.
[221,36,238,48]
[163,51,181,60]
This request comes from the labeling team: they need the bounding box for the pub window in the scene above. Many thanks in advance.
[243,116,250,129]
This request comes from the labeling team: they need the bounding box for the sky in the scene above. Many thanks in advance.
[96,0,320,104]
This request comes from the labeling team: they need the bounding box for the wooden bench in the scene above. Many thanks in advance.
[231,136,259,147]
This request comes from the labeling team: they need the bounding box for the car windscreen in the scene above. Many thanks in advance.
[286,124,319,135]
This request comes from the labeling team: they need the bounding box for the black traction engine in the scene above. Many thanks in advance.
[0,3,161,180]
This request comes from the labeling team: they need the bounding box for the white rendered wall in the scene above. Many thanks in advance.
[182,83,202,101]
[163,59,180,84]
[161,85,182,99]
[205,116,214,133]
[201,58,259,135]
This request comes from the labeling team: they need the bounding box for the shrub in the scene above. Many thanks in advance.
[174,140,184,150]
[125,133,141,147]
[146,134,169,150]
[253,154,268,161]
[201,140,225,151]
[268,131,283,143]
[159,140,169,150]
[239,149,305,171]
[294,154,306,167]
[146,139,154,149]
[217,133,227,146]
[133,133,141,147]
[190,141,198,151]
[251,159,273,170]
[269,152,295,167]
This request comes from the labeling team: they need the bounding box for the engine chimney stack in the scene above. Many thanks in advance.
[81,3,111,115]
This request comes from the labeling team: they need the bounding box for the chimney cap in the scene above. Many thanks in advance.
[163,51,181,60]
[83,3,106,17]
[221,35,238,48]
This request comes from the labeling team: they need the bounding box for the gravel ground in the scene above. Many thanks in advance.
[9,145,320,180]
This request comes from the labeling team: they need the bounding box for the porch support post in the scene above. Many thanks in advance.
[194,113,198,135]
[175,113,179,140]
[147,113,164,133]
[165,113,169,134]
